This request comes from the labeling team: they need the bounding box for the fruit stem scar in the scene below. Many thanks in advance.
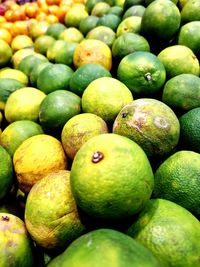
[122,112,128,118]
[92,151,104,163]
[145,72,152,81]
[1,215,9,221]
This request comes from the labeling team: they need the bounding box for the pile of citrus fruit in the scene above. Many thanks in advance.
[0,0,200,266]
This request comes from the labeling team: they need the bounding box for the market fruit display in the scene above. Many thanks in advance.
[0,0,200,266]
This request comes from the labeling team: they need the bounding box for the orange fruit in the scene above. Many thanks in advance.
[10,20,29,37]
[25,3,39,18]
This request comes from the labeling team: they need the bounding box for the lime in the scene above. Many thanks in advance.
[112,32,150,60]
[47,229,160,267]
[82,77,133,123]
[178,21,200,58]
[34,35,55,55]
[69,63,111,96]
[162,74,200,111]
[0,213,34,267]
[117,51,166,95]
[0,146,13,200]
[0,39,12,67]
[113,98,180,158]
[61,113,108,160]
[181,0,200,22]
[13,134,67,194]
[179,107,200,153]
[123,0,145,11]
[141,0,181,41]
[153,150,200,217]
[54,41,78,66]
[73,39,112,71]
[107,5,123,16]
[4,87,46,123]
[116,16,142,37]
[97,14,121,31]
[127,198,200,267]
[79,15,99,36]
[25,170,85,250]
[86,25,116,47]
[30,61,52,87]
[37,63,74,94]
[0,78,24,110]
[46,22,66,39]
[39,90,81,132]
[0,120,44,157]
[122,5,146,19]
[157,45,200,78]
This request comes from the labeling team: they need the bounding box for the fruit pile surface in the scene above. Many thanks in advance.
[0,0,200,266]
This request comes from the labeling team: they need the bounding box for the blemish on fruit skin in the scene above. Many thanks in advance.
[122,112,128,118]
[154,117,169,129]
[92,151,104,163]
[1,215,9,221]
[145,72,152,81]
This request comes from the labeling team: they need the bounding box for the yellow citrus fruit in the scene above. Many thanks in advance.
[11,47,35,69]
[0,213,34,267]
[13,134,67,194]
[4,87,46,123]
[0,28,12,45]
[70,133,154,219]
[127,198,200,267]
[82,77,133,123]
[73,39,112,71]
[61,113,109,160]
[0,39,13,68]
[25,170,85,250]
[64,3,88,28]
[59,27,84,43]
[34,35,55,55]
[0,68,29,86]
[116,16,142,37]
[11,35,34,52]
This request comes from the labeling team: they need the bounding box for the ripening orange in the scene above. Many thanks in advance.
[46,0,61,5]
[46,14,59,23]
[0,22,13,32]
[11,21,29,37]
[0,28,12,44]
[25,3,39,18]
[0,16,6,23]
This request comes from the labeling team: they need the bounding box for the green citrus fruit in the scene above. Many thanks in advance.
[178,21,200,58]
[0,213,34,267]
[13,134,67,194]
[157,45,200,78]
[54,41,78,66]
[64,4,88,28]
[117,51,166,95]
[69,63,112,96]
[113,98,180,158]
[126,198,200,267]
[79,15,99,36]
[0,78,24,110]
[116,16,142,37]
[61,113,108,160]
[11,47,35,69]
[162,74,200,111]
[153,150,200,217]
[47,228,161,267]
[0,120,43,157]
[46,22,66,39]
[91,2,111,17]
[181,0,200,22]
[141,0,181,41]
[4,87,46,123]
[82,76,133,123]
[0,39,12,67]
[86,25,116,47]
[70,133,154,219]
[25,170,85,250]
[0,146,13,200]
[97,14,121,31]
[107,5,123,16]
[59,27,84,43]
[37,63,74,94]
[122,5,146,19]
[34,35,55,55]
[179,107,200,153]
[39,90,81,132]
[29,61,52,87]
[18,53,48,76]
[123,0,145,11]
[112,33,150,60]
[0,68,28,86]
